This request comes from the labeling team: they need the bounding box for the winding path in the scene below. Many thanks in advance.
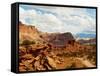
[76,58,95,67]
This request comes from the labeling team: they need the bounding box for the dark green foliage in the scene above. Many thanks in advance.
[21,40,35,45]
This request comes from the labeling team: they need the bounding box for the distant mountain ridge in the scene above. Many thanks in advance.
[76,33,96,38]
[77,38,96,45]
[41,32,75,47]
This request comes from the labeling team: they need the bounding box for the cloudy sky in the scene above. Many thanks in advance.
[19,4,96,36]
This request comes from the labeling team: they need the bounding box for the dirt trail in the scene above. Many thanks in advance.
[76,58,95,67]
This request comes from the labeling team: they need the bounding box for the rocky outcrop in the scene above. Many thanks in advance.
[19,22,42,42]
[19,48,63,71]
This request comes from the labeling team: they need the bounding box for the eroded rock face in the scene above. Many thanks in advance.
[19,22,42,42]
[41,32,75,48]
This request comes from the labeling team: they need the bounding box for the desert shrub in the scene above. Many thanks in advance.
[21,40,35,45]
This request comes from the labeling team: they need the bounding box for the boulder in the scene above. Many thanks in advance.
[46,56,57,69]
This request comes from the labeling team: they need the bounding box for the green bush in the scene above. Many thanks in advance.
[21,40,35,45]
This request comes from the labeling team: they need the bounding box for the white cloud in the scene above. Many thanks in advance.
[19,5,96,35]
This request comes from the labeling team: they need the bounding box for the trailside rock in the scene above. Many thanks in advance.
[46,56,57,69]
